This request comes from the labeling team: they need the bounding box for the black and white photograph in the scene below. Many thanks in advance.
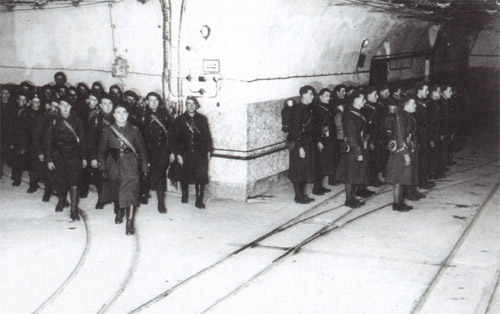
[1,0,499,313]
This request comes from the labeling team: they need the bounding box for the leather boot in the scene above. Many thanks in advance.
[157,188,167,213]
[55,192,65,212]
[69,186,80,221]
[302,183,315,202]
[114,202,124,224]
[27,182,38,193]
[195,184,206,209]
[293,182,306,203]
[356,186,375,198]
[393,184,412,212]
[312,182,325,195]
[42,189,52,202]
[181,182,189,203]
[126,205,135,235]
[345,184,365,208]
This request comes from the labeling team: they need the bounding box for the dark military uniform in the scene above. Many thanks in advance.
[415,98,432,189]
[361,100,385,186]
[33,109,58,201]
[1,95,17,173]
[441,96,457,164]
[335,107,370,207]
[79,106,99,198]
[287,102,316,182]
[329,95,348,185]
[97,122,148,208]
[127,103,149,204]
[311,101,335,193]
[24,106,44,191]
[87,112,115,207]
[143,107,174,213]
[44,112,87,219]
[385,110,418,186]
[173,111,213,207]
[336,108,370,185]
[11,105,29,186]
[427,98,442,179]
[286,101,316,203]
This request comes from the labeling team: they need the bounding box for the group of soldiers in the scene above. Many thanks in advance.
[283,81,461,211]
[1,72,213,235]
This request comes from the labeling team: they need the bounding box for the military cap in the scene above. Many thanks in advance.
[124,90,139,100]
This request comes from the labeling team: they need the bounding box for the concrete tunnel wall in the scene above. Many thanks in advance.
[1,0,476,200]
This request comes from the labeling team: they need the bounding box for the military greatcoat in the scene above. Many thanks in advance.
[312,101,336,175]
[143,107,174,189]
[335,108,370,185]
[287,102,316,183]
[173,112,213,184]
[415,98,430,184]
[385,110,418,186]
[43,112,87,190]
[97,123,148,208]
[87,112,115,202]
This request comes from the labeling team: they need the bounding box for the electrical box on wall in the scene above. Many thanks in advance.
[112,58,128,78]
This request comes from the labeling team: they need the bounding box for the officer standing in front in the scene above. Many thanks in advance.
[98,104,148,235]
[44,97,88,221]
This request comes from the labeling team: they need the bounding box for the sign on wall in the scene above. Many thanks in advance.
[203,59,220,73]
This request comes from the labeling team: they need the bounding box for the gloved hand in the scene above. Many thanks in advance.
[100,170,109,181]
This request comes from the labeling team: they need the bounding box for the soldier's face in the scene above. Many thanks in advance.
[404,99,417,113]
[88,95,99,109]
[92,85,102,94]
[418,86,429,99]
[301,90,314,105]
[1,89,10,103]
[336,88,346,99]
[379,89,390,99]
[44,88,53,99]
[431,88,442,100]
[319,92,331,104]
[353,94,366,108]
[148,96,160,111]
[55,75,66,86]
[186,99,197,114]
[125,96,137,106]
[392,89,402,100]
[367,91,378,103]
[113,107,129,125]
[59,101,72,118]
[78,85,88,95]
[31,98,41,111]
[443,87,453,99]
[58,87,67,97]
[100,98,114,114]
[68,90,78,102]
[111,88,121,97]
[17,96,27,107]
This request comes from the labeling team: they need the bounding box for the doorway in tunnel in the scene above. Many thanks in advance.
[369,59,388,86]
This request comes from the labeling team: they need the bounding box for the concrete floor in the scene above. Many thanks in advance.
[1,128,499,314]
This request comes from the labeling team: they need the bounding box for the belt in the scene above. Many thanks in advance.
[109,148,135,161]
